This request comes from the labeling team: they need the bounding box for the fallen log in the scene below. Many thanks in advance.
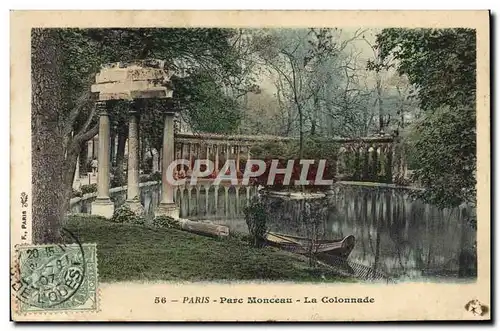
[178,219,230,238]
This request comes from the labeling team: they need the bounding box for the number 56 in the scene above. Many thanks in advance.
[154,297,167,304]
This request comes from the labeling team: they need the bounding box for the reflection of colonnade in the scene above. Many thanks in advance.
[172,181,259,220]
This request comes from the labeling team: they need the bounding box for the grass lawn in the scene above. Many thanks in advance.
[66,215,353,283]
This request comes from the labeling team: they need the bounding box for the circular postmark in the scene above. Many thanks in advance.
[12,228,86,309]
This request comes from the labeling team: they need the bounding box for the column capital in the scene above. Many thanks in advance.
[163,97,177,115]
[129,109,139,117]
[129,99,145,116]
[96,101,108,116]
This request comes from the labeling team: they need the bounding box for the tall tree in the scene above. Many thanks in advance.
[255,28,363,157]
[172,71,242,134]
[376,28,476,207]
[365,37,393,133]
[31,29,98,243]
[32,28,248,241]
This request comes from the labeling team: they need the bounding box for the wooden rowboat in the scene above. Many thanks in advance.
[264,232,355,258]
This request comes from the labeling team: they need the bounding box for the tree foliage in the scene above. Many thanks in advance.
[172,72,242,134]
[376,28,476,207]
[33,28,249,239]
[253,28,365,156]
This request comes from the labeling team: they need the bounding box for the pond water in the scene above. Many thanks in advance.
[143,183,477,283]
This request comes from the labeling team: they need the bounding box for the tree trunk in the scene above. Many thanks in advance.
[310,94,319,136]
[298,107,304,159]
[60,147,79,220]
[79,142,88,170]
[377,77,384,133]
[31,29,66,244]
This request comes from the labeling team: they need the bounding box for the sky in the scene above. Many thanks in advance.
[252,28,390,95]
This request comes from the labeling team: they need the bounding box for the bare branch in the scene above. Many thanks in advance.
[63,89,93,137]
[74,122,99,145]
[339,28,367,51]
[76,100,98,137]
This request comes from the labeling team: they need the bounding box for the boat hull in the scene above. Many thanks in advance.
[263,232,355,258]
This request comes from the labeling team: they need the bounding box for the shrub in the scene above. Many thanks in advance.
[243,196,268,248]
[110,176,125,188]
[393,175,412,187]
[149,171,162,182]
[129,214,146,226]
[231,232,253,244]
[110,167,126,188]
[139,171,162,183]
[72,189,83,198]
[81,183,98,195]
[152,215,180,229]
[85,160,93,173]
[301,198,328,267]
[111,204,145,225]
[249,138,338,191]
[139,175,151,183]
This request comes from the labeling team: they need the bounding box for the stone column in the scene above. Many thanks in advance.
[246,145,251,175]
[152,150,159,173]
[214,144,219,174]
[400,143,408,179]
[214,186,219,214]
[87,140,93,162]
[392,142,400,182]
[204,185,210,215]
[91,102,114,218]
[187,143,194,177]
[246,186,251,207]
[159,149,163,173]
[125,103,144,215]
[155,109,180,218]
[110,128,116,166]
[372,145,379,181]
[235,186,240,214]
[92,136,99,159]
[236,145,241,174]
[196,185,201,214]
[224,186,229,216]
[362,146,370,181]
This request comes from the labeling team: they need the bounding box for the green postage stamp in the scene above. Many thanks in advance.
[12,242,98,313]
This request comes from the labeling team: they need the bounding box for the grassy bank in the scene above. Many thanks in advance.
[66,216,353,283]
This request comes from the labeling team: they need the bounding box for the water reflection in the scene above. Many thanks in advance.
[150,184,477,282]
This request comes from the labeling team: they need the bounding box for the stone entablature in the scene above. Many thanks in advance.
[91,60,174,101]
[174,132,395,145]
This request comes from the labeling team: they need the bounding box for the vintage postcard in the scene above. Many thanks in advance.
[10,10,490,321]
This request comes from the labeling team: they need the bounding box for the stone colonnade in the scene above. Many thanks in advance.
[89,60,177,219]
[174,134,253,176]
[90,100,178,218]
[336,138,407,183]
[173,133,406,183]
